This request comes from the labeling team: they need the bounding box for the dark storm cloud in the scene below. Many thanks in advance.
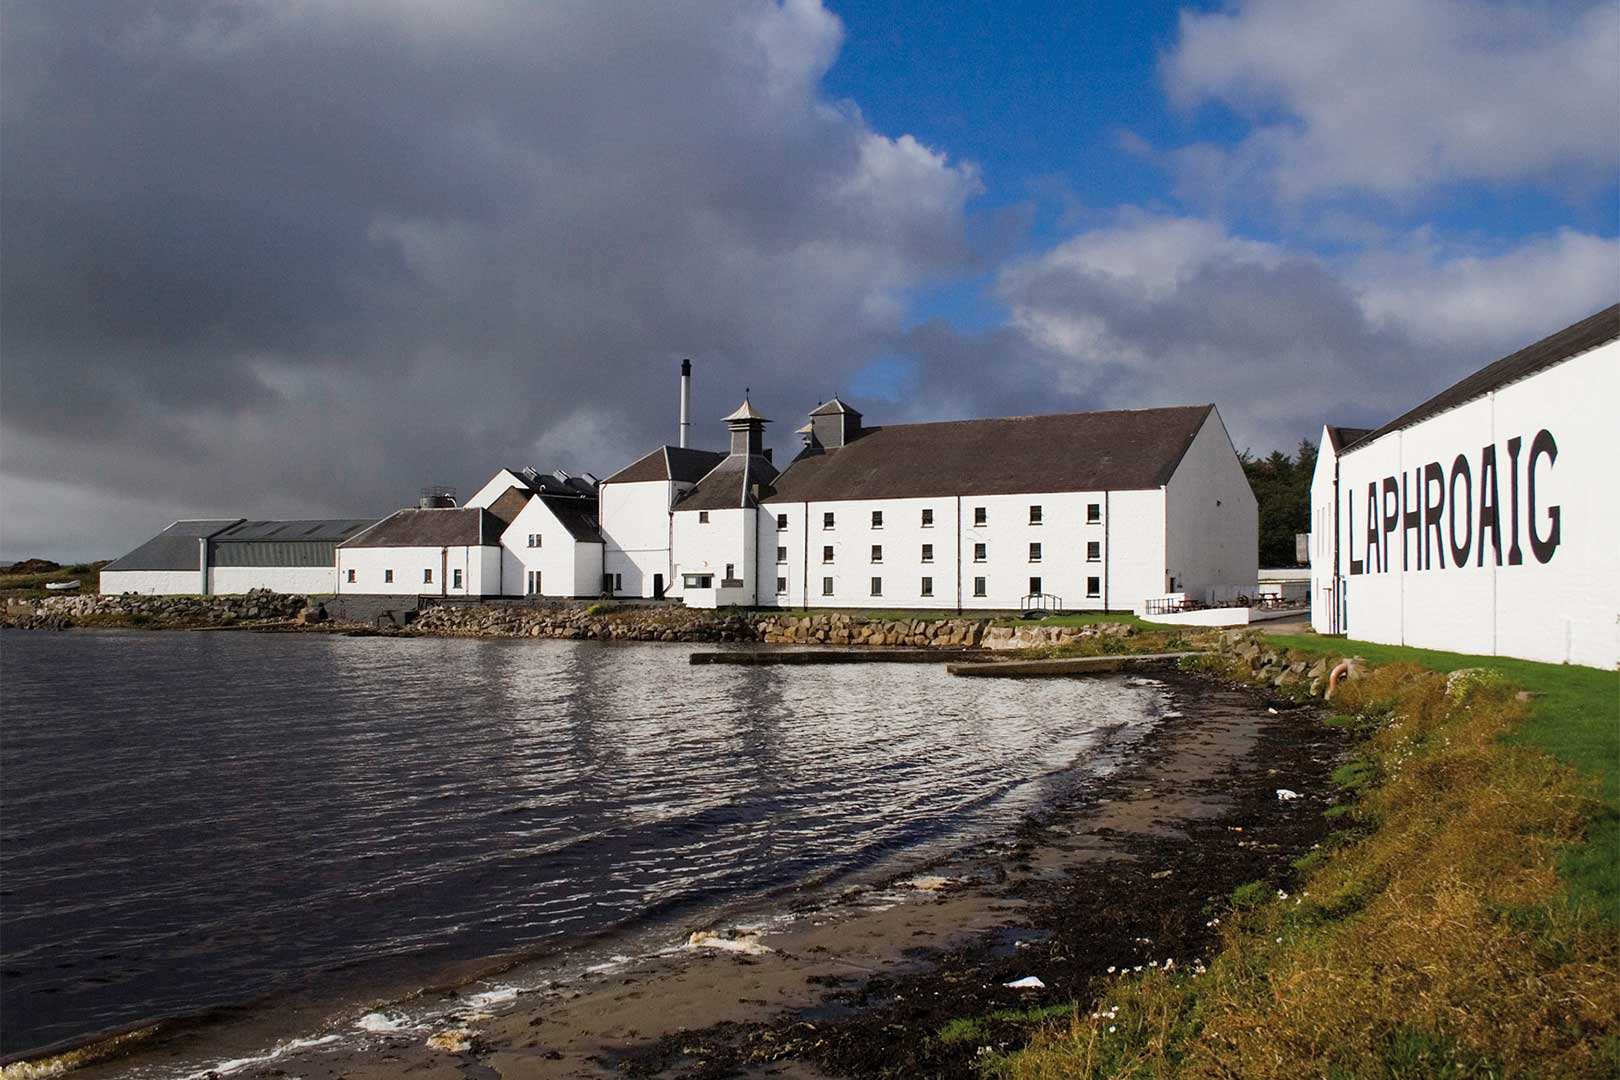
[1,0,982,557]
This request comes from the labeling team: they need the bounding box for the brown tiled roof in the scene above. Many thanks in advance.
[1346,304,1619,452]
[672,454,779,511]
[340,508,501,548]
[602,446,727,485]
[760,405,1215,503]
[485,486,531,526]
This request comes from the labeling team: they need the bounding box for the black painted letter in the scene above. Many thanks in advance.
[1506,436,1524,565]
[1448,453,1472,567]
[1477,445,1501,567]
[1527,429,1560,564]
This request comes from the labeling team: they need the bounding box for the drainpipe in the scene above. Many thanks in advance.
[199,537,209,596]
[441,547,448,597]
[1103,490,1110,612]
[801,501,809,610]
[1331,453,1342,634]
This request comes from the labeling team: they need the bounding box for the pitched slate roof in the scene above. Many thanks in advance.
[340,508,501,548]
[538,495,604,542]
[211,519,376,542]
[672,453,779,511]
[760,405,1215,503]
[485,486,532,527]
[1346,304,1619,452]
[602,446,727,484]
[1325,425,1373,453]
[104,520,242,571]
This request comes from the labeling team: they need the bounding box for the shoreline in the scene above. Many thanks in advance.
[48,664,1347,1080]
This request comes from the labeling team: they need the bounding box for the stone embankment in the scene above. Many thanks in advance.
[1205,630,1364,699]
[1,589,308,630]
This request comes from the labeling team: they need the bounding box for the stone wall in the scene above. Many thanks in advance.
[1207,630,1363,699]
[409,603,760,642]
[2,588,309,630]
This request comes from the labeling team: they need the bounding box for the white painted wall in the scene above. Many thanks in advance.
[464,470,528,509]
[600,478,689,598]
[1330,340,1618,668]
[208,566,336,595]
[749,489,1168,612]
[672,505,753,606]
[100,569,205,595]
[336,545,498,597]
[498,497,603,597]
[1164,409,1258,605]
[1309,425,1343,633]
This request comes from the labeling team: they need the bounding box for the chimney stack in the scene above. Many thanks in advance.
[679,358,692,448]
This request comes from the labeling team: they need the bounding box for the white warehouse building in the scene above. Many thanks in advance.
[1310,304,1619,669]
[101,518,376,596]
[671,396,1258,613]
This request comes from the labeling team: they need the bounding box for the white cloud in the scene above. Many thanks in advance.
[1164,0,1619,202]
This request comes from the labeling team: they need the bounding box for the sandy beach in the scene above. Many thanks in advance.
[62,666,1346,1080]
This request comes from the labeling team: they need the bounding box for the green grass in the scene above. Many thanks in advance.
[1262,632,1618,803]
[0,560,106,598]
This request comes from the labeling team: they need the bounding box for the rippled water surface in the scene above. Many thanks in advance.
[0,630,1163,1058]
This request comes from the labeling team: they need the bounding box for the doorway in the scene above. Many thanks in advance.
[653,573,665,599]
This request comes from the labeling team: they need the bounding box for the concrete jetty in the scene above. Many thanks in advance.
[945,652,1199,677]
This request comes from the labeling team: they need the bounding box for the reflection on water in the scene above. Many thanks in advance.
[0,630,1162,1058]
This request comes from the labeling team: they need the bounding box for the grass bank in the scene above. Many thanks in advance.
[985,645,1618,1079]
[0,560,106,599]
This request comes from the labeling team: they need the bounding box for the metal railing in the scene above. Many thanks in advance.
[1019,592,1064,614]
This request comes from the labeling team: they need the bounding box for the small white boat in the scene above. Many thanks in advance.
[44,580,81,592]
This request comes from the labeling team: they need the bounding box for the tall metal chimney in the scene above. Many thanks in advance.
[679,358,692,448]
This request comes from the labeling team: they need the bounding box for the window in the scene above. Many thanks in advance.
[973,506,987,526]
[776,513,788,531]
[423,568,433,584]
[1087,576,1101,597]
[823,545,834,563]
[1029,542,1042,562]
[776,545,788,563]
[1029,505,1043,525]
[921,508,934,527]
[921,543,933,563]
[1087,503,1101,523]
[973,542,987,562]
[920,576,933,597]
[1029,576,1042,595]
[822,576,834,596]
[973,576,987,597]
[614,573,623,590]
[346,568,355,583]
[776,576,788,594]
[870,544,882,563]
[724,563,735,582]
[870,576,882,597]
[682,573,713,589]
[384,569,393,583]
[453,568,463,589]
[823,511,835,529]
[527,533,541,548]
[1087,541,1101,562]
[699,511,709,523]
[871,509,883,528]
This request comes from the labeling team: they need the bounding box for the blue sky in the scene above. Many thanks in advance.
[2,0,1616,558]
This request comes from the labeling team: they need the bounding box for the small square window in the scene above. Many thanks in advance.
[973,507,987,526]
[921,508,934,527]
[1087,503,1101,523]
[1029,576,1042,595]
[822,545,834,563]
[822,576,834,596]
[1029,542,1042,562]
[384,569,393,583]
[776,513,788,531]
[871,509,883,528]
[823,512,835,529]
[973,576,987,598]
[776,545,788,563]
[870,576,882,597]
[1029,505,1043,525]
[699,511,709,523]
[776,576,787,594]
[973,542,987,562]
[1087,541,1101,562]
[346,568,355,583]
[921,543,933,563]
[870,544,882,563]
[1087,576,1101,597]
[423,568,433,584]
[453,568,463,589]
[920,576,933,597]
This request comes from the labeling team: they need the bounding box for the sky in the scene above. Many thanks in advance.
[2,0,1615,561]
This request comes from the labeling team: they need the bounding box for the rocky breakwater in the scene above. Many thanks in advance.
[1,588,309,630]
[1208,630,1364,699]
[753,613,1138,650]
[409,603,761,643]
